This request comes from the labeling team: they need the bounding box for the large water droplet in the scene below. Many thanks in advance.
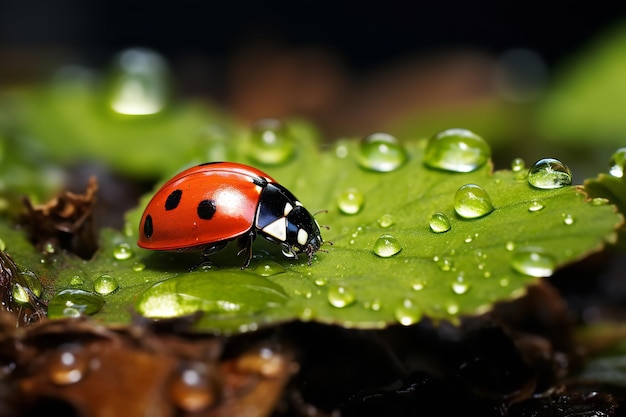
[48,344,90,385]
[423,128,491,172]
[609,148,626,178]
[94,274,119,295]
[47,289,105,318]
[527,158,572,189]
[169,361,220,412]
[357,132,407,172]
[21,271,42,297]
[429,212,451,233]
[394,298,422,326]
[113,243,134,260]
[248,118,294,165]
[327,284,356,308]
[337,188,364,214]
[454,184,494,219]
[511,248,556,277]
[373,234,402,257]
[107,48,169,115]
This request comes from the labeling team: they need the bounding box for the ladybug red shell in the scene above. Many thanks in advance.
[137,162,325,268]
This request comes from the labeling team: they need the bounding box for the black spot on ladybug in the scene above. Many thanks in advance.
[144,214,154,238]
[165,189,182,211]
[197,199,217,220]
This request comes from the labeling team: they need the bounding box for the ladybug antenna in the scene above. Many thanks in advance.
[313,209,328,217]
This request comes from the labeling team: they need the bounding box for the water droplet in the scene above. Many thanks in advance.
[609,148,626,178]
[337,188,364,215]
[528,200,544,212]
[511,157,525,172]
[511,248,556,277]
[47,289,105,318]
[527,158,572,189]
[132,262,146,272]
[334,140,350,159]
[44,242,56,254]
[313,277,328,286]
[93,274,119,295]
[107,48,169,115]
[0,238,6,251]
[591,197,609,206]
[48,345,90,385]
[252,261,286,277]
[169,361,220,412]
[429,212,451,233]
[327,284,356,308]
[411,279,426,291]
[451,276,471,295]
[423,128,491,172]
[373,234,402,257]
[248,118,294,165]
[394,298,422,326]
[363,299,382,311]
[113,243,134,260]
[12,283,30,304]
[562,213,574,225]
[446,302,460,315]
[437,257,454,271]
[357,132,407,172]
[69,274,85,286]
[377,213,395,228]
[505,241,515,251]
[21,271,42,297]
[454,184,494,219]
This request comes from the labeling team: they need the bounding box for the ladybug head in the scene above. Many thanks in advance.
[280,206,324,264]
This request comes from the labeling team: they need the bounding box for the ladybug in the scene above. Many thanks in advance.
[137,162,326,268]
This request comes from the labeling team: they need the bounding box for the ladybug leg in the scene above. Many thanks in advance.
[189,241,228,271]
[236,230,256,269]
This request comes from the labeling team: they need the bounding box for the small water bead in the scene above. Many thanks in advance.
[113,243,134,260]
[47,289,105,318]
[132,262,146,272]
[394,298,422,326]
[363,299,382,311]
[528,200,545,212]
[437,257,454,272]
[314,277,328,286]
[337,188,364,215]
[377,214,395,228]
[451,276,471,295]
[253,261,286,277]
[48,345,90,385]
[44,242,56,254]
[423,128,491,173]
[511,158,525,172]
[609,148,626,178]
[505,241,515,251]
[429,212,451,233]
[327,284,356,308]
[357,132,407,172]
[248,118,294,165]
[446,303,460,316]
[94,274,119,295]
[591,197,609,206]
[511,248,556,277]
[169,361,220,412]
[334,140,350,159]
[454,184,494,219]
[411,279,426,291]
[527,158,572,189]
[373,234,402,257]
[562,213,574,225]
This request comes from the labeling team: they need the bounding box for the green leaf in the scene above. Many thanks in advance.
[4,131,618,334]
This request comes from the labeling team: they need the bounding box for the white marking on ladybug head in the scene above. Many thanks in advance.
[297,228,308,246]
[284,202,293,216]
[262,217,287,241]
[295,201,303,207]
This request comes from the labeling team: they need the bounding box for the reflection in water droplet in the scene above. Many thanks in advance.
[377,214,395,228]
[454,184,494,219]
[169,361,220,412]
[327,284,356,308]
[248,118,294,165]
[48,345,90,385]
[357,132,407,172]
[429,212,451,233]
[47,289,105,318]
[394,298,422,326]
[609,148,626,178]
[337,188,364,214]
[253,261,286,277]
[94,274,119,295]
[511,248,556,277]
[113,243,134,260]
[108,48,169,115]
[527,158,572,189]
[528,200,544,212]
[373,234,402,257]
[423,128,491,172]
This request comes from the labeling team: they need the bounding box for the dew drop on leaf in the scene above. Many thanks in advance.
[394,298,422,326]
[21,271,42,297]
[511,157,525,173]
[327,284,356,308]
[528,200,545,212]
[357,132,407,172]
[12,283,29,304]
[48,289,105,318]
[377,213,395,228]
[609,147,626,178]
[94,274,119,295]
[252,261,286,277]
[337,188,364,214]
[429,212,451,233]
[248,118,294,165]
[423,128,491,172]
[511,248,555,277]
[132,262,146,272]
[373,234,402,257]
[48,344,90,385]
[451,276,471,295]
[113,243,134,260]
[562,213,574,225]
[454,184,494,219]
[527,158,572,189]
